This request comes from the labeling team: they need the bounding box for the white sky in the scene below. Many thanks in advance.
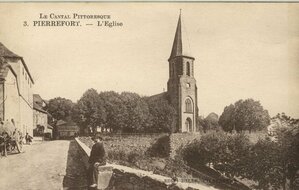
[0,3,298,118]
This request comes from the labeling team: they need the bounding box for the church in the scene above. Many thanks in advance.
[152,13,199,133]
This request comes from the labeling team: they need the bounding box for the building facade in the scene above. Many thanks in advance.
[0,42,34,136]
[33,94,52,138]
[56,119,79,139]
[167,14,198,133]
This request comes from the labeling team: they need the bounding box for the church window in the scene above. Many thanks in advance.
[172,66,175,76]
[185,99,193,113]
[186,83,191,88]
[186,62,191,76]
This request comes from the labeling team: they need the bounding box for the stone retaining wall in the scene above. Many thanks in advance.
[75,138,218,190]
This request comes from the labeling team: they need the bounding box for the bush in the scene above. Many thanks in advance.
[179,127,299,190]
[107,149,127,161]
[180,131,251,177]
[127,151,143,164]
[146,134,170,158]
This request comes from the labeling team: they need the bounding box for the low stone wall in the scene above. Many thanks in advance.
[169,133,201,158]
[75,138,218,190]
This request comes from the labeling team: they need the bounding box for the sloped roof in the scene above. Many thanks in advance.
[169,13,193,60]
[56,119,77,126]
[56,120,67,126]
[33,101,47,114]
[0,62,11,79]
[0,42,21,58]
[147,92,168,102]
[47,124,53,129]
[33,94,43,103]
[0,42,34,84]
[33,94,47,107]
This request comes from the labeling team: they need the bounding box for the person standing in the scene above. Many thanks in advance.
[0,132,9,156]
[25,133,32,145]
[12,129,22,153]
[88,135,106,190]
[0,132,6,157]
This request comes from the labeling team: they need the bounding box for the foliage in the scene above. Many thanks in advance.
[72,89,107,134]
[120,92,150,133]
[107,149,127,161]
[248,138,283,189]
[99,91,127,133]
[45,97,74,122]
[181,132,251,177]
[180,115,299,190]
[219,99,270,133]
[79,136,193,180]
[204,113,220,131]
[146,96,176,133]
[198,113,220,133]
[218,104,235,132]
[146,134,171,158]
[47,87,177,134]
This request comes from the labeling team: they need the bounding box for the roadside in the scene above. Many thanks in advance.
[0,140,87,190]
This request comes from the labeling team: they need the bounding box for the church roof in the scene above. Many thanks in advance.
[147,92,168,102]
[169,12,193,60]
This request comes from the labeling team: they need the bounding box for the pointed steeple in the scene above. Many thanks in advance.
[169,11,192,60]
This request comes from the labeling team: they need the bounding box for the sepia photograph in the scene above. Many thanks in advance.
[0,2,298,190]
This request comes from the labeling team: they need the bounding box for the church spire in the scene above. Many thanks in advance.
[169,10,192,60]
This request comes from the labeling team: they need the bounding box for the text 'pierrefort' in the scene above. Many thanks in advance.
[27,13,123,27]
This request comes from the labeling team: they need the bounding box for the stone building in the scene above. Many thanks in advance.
[0,42,34,136]
[33,94,53,138]
[56,119,79,139]
[167,13,198,133]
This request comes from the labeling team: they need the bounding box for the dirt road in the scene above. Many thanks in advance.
[0,140,87,190]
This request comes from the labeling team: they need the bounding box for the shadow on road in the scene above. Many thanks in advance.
[63,140,88,190]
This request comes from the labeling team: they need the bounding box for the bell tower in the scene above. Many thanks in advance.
[167,12,198,133]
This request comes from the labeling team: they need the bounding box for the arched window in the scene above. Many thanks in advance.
[186,62,191,76]
[185,99,193,113]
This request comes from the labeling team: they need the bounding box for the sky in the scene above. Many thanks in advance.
[0,3,298,118]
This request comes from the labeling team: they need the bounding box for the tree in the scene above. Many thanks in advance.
[219,99,270,133]
[196,116,205,133]
[45,97,74,122]
[181,114,299,190]
[120,92,150,133]
[219,104,236,132]
[146,96,176,133]
[181,131,251,178]
[99,91,127,133]
[72,89,106,135]
[275,118,299,190]
[203,112,220,132]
